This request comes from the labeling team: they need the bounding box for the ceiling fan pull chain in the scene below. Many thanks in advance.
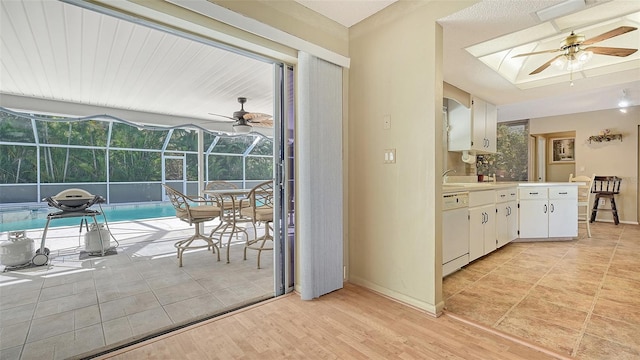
[570,69,574,87]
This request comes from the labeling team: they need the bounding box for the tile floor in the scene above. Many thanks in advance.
[0,218,274,360]
[443,222,640,360]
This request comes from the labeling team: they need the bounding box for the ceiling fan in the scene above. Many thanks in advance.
[209,97,273,133]
[512,26,638,75]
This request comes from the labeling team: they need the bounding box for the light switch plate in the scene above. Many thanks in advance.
[384,148,396,164]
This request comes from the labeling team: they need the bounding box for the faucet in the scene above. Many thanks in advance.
[442,169,456,183]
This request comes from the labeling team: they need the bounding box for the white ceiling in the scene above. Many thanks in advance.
[1,0,639,131]
[0,0,275,134]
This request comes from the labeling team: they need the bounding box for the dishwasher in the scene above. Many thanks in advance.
[442,192,470,277]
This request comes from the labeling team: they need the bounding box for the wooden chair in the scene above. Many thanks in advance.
[569,173,595,237]
[590,176,622,225]
[163,184,221,267]
[239,180,274,269]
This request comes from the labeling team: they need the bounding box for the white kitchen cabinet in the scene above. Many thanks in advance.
[471,97,497,153]
[496,188,518,248]
[548,187,578,237]
[518,186,578,239]
[468,190,496,261]
[447,97,497,153]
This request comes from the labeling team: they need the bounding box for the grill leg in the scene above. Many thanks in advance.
[590,194,600,223]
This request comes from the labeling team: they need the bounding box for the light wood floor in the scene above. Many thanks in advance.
[95,283,565,360]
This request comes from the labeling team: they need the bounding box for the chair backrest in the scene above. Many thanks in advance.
[163,184,189,212]
[569,173,595,204]
[248,180,274,209]
[591,176,622,195]
[205,181,238,191]
[162,184,196,223]
[244,180,274,223]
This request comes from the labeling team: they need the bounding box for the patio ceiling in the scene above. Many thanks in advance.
[0,0,275,135]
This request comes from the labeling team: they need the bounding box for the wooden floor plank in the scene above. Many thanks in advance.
[97,283,566,360]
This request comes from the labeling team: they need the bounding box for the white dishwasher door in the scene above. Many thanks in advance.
[443,206,470,277]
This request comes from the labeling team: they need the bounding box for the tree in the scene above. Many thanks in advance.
[477,122,528,181]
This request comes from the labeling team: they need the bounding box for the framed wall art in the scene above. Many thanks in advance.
[550,137,575,163]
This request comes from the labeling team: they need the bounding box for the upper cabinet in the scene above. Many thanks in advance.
[447,96,497,154]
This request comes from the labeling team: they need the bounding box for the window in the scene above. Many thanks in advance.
[477,120,529,181]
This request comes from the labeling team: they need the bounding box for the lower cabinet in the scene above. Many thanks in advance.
[496,188,518,248]
[518,186,578,238]
[468,190,496,261]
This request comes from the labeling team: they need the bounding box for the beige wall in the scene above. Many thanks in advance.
[530,106,640,224]
[347,1,474,314]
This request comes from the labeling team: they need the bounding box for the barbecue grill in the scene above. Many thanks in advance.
[34,189,107,266]
[44,188,105,212]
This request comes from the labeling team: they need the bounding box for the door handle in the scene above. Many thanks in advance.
[550,203,555,213]
[544,204,547,213]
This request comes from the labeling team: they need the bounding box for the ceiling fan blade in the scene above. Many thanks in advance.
[582,26,637,46]
[512,48,562,58]
[529,54,563,75]
[243,112,272,123]
[208,113,236,122]
[583,46,638,57]
[249,119,274,128]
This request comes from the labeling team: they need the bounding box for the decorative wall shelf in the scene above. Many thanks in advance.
[588,134,622,143]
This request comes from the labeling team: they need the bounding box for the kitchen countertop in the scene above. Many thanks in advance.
[442,181,581,193]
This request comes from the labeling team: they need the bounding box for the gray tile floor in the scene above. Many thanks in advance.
[0,218,274,360]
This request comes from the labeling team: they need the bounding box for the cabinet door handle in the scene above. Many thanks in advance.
[550,204,555,213]
[530,192,538,195]
[544,204,547,213]
[558,192,568,194]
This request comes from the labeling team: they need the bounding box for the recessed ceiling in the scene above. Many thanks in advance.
[439,0,640,121]
[467,8,640,89]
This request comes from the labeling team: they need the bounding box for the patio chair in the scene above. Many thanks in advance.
[239,180,274,269]
[569,173,595,237]
[162,184,221,267]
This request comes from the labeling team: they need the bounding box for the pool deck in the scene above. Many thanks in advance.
[0,217,274,360]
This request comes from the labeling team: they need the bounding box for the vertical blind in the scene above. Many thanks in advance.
[298,52,344,300]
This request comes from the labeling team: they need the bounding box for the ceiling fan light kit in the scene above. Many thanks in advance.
[233,123,252,133]
[209,96,273,134]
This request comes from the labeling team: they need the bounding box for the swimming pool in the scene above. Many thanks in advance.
[0,203,176,232]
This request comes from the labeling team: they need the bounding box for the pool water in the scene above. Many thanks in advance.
[0,203,176,233]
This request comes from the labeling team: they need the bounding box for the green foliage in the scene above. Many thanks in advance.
[208,155,243,180]
[36,119,108,146]
[247,157,273,179]
[0,113,35,142]
[110,122,167,149]
[109,150,161,181]
[0,110,274,186]
[0,145,37,183]
[477,122,529,181]
[40,147,106,183]
[250,138,273,156]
